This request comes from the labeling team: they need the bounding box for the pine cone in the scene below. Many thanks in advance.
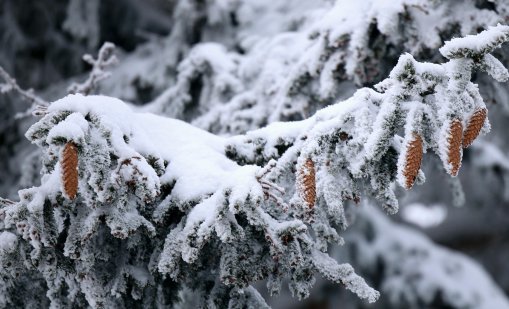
[462,108,487,148]
[447,119,463,176]
[61,142,79,199]
[298,158,316,209]
[402,133,423,189]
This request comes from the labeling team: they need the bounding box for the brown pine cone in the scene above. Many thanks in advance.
[462,108,487,148]
[447,119,463,176]
[61,142,79,199]
[298,158,316,209]
[402,133,423,189]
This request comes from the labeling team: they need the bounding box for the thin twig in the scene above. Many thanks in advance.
[256,160,288,211]
[0,197,15,206]
[256,159,277,179]
[0,66,49,117]
[68,42,118,95]
[260,179,285,194]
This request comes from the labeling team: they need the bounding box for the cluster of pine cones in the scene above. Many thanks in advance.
[401,108,487,189]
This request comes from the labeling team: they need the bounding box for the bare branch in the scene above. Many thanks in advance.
[0,66,49,117]
[68,42,118,95]
[0,197,15,206]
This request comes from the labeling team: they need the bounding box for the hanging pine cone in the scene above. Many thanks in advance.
[447,119,463,176]
[297,158,316,209]
[462,108,487,148]
[401,133,423,189]
[61,142,79,199]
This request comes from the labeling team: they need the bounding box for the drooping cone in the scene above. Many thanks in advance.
[462,108,487,148]
[401,133,423,189]
[61,142,79,199]
[446,119,463,176]
[297,158,316,209]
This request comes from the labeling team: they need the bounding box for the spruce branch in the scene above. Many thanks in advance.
[439,24,509,60]
[2,23,509,309]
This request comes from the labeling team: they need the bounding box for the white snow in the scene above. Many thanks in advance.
[49,94,247,202]
[0,231,17,253]
[440,24,509,58]
[401,203,447,228]
[46,112,89,144]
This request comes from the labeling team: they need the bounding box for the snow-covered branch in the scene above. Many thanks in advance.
[1,21,509,309]
[124,0,509,137]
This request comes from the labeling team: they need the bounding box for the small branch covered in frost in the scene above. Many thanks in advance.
[68,42,118,95]
[312,249,380,303]
[440,24,509,59]
[0,198,15,206]
[0,66,49,117]
[256,159,288,211]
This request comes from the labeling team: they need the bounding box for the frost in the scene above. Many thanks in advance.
[481,54,509,82]
[46,113,89,145]
[440,24,509,59]
[312,250,380,303]
[0,232,17,254]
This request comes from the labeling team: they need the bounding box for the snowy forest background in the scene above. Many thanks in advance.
[2,0,509,308]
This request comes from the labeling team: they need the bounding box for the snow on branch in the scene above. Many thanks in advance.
[68,42,118,95]
[138,0,508,137]
[0,25,509,308]
[440,24,509,60]
[0,198,15,208]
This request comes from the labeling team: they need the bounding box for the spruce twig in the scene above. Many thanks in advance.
[68,42,118,95]
[0,66,49,117]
